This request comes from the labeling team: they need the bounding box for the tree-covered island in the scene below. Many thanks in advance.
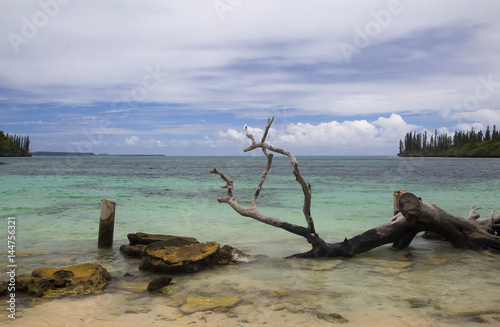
[0,129,31,157]
[398,125,500,157]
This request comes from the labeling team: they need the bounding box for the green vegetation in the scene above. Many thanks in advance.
[398,125,500,157]
[0,129,31,157]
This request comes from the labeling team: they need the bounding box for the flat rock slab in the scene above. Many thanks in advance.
[127,232,198,246]
[139,241,220,273]
[16,263,112,297]
[123,233,254,273]
[180,296,242,314]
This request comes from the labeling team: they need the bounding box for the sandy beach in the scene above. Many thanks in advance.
[5,279,500,327]
[4,293,482,327]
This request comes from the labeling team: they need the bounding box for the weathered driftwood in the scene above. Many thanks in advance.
[98,198,116,248]
[211,118,500,258]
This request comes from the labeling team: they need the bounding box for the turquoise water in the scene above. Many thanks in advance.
[1,156,500,325]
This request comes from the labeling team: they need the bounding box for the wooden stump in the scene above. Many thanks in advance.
[98,198,116,248]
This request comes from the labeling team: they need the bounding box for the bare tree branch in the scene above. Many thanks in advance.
[468,206,481,221]
[211,117,330,253]
[211,118,500,258]
[210,167,311,239]
[243,118,316,235]
[251,152,273,209]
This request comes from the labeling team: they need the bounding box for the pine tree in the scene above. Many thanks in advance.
[0,129,31,156]
[485,125,491,141]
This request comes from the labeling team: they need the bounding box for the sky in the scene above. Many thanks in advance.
[1,0,499,156]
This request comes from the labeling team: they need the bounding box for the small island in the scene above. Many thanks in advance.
[398,125,500,157]
[0,130,31,157]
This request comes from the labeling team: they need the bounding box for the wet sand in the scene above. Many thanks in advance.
[1,300,454,327]
[5,290,496,327]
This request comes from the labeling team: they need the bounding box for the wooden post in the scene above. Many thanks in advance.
[98,198,116,248]
[393,190,406,215]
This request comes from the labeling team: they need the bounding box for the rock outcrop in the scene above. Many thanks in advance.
[121,233,200,259]
[121,232,254,274]
[127,232,198,246]
[140,241,221,273]
[16,263,112,297]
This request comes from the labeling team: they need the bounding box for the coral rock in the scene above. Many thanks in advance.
[16,263,111,297]
[139,241,220,273]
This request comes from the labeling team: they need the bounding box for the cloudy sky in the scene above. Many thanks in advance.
[1,0,499,155]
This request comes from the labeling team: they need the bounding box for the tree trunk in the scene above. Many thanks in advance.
[211,118,500,258]
[291,193,500,258]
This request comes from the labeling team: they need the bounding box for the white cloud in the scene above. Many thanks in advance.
[142,138,166,147]
[218,128,246,140]
[217,113,418,155]
[124,135,139,146]
[1,1,499,116]
[446,109,500,129]
[280,120,377,146]
[456,123,484,132]
[2,1,500,155]
[123,136,168,148]
[373,113,418,143]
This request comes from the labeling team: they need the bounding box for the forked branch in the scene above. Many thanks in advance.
[243,118,316,235]
[209,167,311,239]
[211,117,329,253]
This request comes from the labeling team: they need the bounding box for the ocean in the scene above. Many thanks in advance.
[1,155,500,326]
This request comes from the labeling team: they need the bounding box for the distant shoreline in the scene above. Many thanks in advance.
[0,154,32,157]
[397,153,500,158]
[31,152,166,157]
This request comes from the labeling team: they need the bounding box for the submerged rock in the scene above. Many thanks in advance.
[210,245,254,265]
[16,263,112,297]
[179,296,241,314]
[316,312,349,324]
[270,289,292,297]
[127,232,198,246]
[406,297,431,308]
[139,241,220,273]
[120,244,147,258]
[358,258,413,269]
[147,276,173,292]
[125,307,152,314]
[286,258,342,271]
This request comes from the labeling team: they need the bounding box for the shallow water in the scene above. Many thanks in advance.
[1,155,500,325]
